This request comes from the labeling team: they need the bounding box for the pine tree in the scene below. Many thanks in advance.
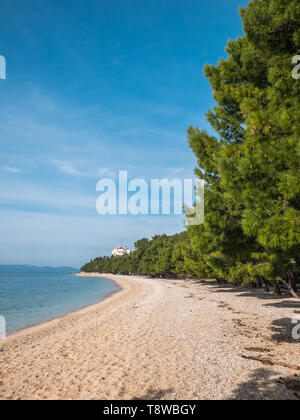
[187,0,300,293]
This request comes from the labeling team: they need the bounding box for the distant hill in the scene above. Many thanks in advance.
[0,265,79,274]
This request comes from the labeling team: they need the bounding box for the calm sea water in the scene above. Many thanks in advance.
[0,271,120,334]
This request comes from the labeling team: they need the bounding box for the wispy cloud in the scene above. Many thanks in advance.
[97,168,116,178]
[2,165,21,174]
[52,159,81,176]
[52,159,116,179]
[0,180,95,211]
[0,88,195,183]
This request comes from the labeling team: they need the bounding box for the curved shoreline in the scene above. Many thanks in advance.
[0,274,298,400]
[3,273,129,341]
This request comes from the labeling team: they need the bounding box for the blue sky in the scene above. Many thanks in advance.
[0,0,249,267]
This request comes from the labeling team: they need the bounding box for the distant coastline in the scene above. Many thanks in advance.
[0,265,79,274]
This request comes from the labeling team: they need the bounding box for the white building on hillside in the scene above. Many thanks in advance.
[112,246,131,257]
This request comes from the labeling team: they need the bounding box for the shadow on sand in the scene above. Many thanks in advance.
[229,368,299,400]
[269,317,300,344]
[131,388,174,400]
[204,282,300,309]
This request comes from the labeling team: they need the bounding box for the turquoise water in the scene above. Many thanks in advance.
[0,271,120,334]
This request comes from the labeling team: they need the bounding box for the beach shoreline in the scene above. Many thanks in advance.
[2,273,123,339]
[2,273,127,341]
[0,274,299,400]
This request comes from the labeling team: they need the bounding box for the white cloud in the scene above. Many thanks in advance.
[97,168,116,178]
[2,165,21,174]
[52,159,117,179]
[52,159,81,176]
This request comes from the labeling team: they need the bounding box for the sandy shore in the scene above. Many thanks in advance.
[0,273,299,400]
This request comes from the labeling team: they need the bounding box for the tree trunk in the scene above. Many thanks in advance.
[282,272,300,299]
[274,281,282,296]
[288,270,299,291]
[260,276,270,292]
[256,276,263,288]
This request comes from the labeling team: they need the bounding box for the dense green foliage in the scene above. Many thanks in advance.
[81,233,193,278]
[82,0,300,295]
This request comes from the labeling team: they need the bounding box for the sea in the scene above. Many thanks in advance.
[0,266,120,335]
